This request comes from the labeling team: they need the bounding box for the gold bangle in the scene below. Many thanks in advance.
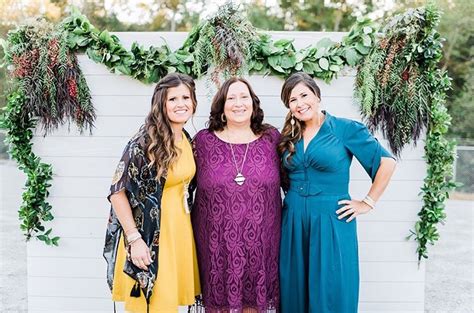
[362,198,375,210]
[366,195,375,203]
[126,232,142,245]
[124,226,138,235]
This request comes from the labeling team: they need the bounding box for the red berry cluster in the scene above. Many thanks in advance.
[67,78,78,98]
[12,49,39,78]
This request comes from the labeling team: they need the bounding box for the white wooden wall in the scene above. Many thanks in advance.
[28,32,426,313]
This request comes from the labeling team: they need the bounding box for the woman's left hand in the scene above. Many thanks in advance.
[336,199,372,222]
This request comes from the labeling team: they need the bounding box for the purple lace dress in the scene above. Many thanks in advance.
[192,128,282,313]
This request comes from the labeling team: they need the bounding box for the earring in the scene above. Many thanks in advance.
[221,113,226,123]
[290,114,295,137]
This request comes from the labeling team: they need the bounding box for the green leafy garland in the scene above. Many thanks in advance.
[354,4,456,261]
[62,5,375,84]
[1,4,455,261]
[0,19,94,245]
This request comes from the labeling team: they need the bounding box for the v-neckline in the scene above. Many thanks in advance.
[302,111,329,154]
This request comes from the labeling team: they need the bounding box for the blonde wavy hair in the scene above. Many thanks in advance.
[145,73,197,180]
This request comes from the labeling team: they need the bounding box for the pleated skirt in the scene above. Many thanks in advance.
[279,192,359,313]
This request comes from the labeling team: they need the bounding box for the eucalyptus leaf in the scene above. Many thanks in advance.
[86,48,103,63]
[363,26,372,34]
[318,57,329,70]
[314,47,326,59]
[329,64,340,72]
[274,38,293,48]
[272,65,285,73]
[362,34,372,46]
[280,55,296,69]
[303,61,316,73]
[295,51,306,63]
[344,48,359,66]
[267,55,280,68]
[316,38,334,49]
[355,43,371,54]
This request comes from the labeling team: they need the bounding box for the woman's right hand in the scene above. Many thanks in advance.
[130,238,153,271]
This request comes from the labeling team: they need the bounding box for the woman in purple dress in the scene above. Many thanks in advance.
[192,77,281,312]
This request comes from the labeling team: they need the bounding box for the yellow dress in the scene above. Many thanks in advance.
[112,137,201,313]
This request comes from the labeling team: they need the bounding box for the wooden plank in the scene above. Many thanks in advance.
[28,277,423,303]
[42,155,424,181]
[44,195,421,222]
[28,238,104,258]
[360,282,424,302]
[28,257,424,283]
[33,216,417,241]
[84,74,356,97]
[32,135,424,159]
[82,94,360,119]
[27,237,421,262]
[41,176,421,200]
[359,242,419,262]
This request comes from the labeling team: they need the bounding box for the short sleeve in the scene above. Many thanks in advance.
[343,120,394,182]
[107,141,146,206]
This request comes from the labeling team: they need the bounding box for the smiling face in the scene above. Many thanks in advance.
[224,81,253,126]
[165,84,194,127]
[288,82,320,122]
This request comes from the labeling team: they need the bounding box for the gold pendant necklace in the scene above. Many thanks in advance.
[179,137,191,214]
[183,179,190,214]
[225,129,251,186]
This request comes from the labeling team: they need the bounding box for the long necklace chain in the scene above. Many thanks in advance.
[225,129,251,186]
[179,138,191,214]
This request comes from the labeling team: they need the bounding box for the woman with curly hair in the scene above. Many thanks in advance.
[278,72,396,313]
[104,73,201,312]
[192,77,281,312]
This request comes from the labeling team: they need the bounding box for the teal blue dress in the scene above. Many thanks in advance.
[280,111,393,313]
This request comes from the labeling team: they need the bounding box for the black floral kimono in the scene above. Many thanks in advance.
[103,126,194,305]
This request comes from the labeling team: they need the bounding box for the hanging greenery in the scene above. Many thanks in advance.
[4,19,94,134]
[355,5,443,157]
[0,90,57,244]
[180,2,260,83]
[354,4,456,261]
[0,18,94,244]
[0,3,455,261]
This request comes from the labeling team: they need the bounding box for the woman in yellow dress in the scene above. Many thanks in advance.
[104,73,201,312]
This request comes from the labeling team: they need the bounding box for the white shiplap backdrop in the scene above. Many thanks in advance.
[28,32,426,313]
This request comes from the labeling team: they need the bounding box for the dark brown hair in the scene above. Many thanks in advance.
[278,72,322,162]
[207,77,271,135]
[145,73,197,179]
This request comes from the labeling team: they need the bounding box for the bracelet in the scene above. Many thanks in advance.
[365,195,375,203]
[124,226,138,235]
[126,232,142,245]
[362,198,375,210]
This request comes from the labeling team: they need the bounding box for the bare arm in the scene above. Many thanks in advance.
[366,157,397,201]
[337,157,397,222]
[110,190,152,271]
[110,190,137,234]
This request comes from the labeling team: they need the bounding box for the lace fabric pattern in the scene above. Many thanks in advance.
[192,128,282,313]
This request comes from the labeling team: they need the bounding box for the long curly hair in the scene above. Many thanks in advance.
[207,77,271,135]
[145,73,197,180]
[278,72,321,163]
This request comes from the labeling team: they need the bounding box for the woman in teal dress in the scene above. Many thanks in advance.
[278,72,397,313]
